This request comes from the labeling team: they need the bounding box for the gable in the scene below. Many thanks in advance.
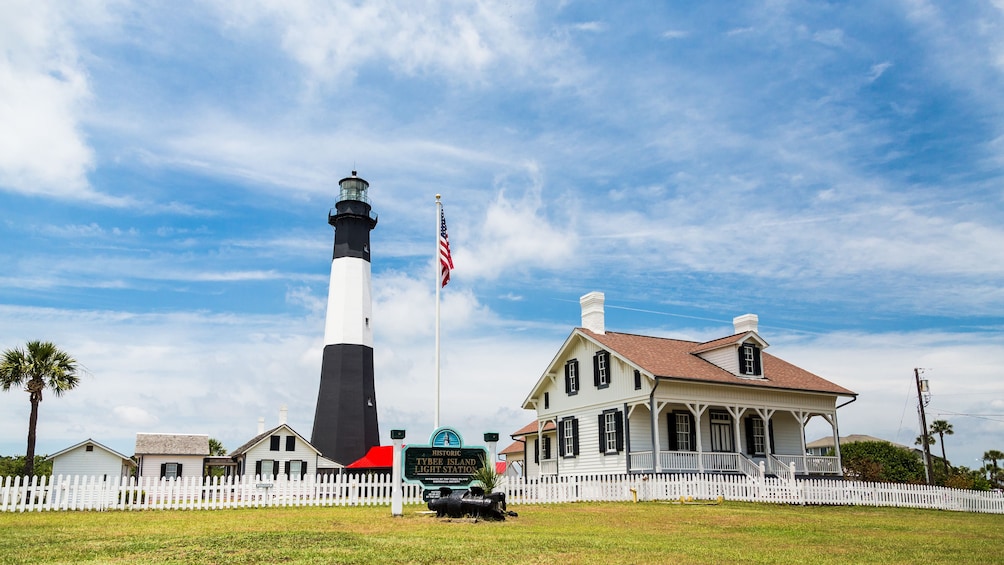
[230,424,321,458]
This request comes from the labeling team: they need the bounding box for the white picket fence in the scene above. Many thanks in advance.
[3,472,1003,514]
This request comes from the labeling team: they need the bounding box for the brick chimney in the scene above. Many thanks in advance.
[580,291,605,334]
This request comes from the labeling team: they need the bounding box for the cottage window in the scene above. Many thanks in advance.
[745,416,773,456]
[674,413,693,451]
[564,360,579,395]
[542,436,552,460]
[258,459,275,478]
[598,409,624,454]
[270,435,281,451]
[560,417,579,458]
[161,462,180,479]
[286,436,295,451]
[593,351,610,389]
[289,460,302,479]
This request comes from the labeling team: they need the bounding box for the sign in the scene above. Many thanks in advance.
[402,426,487,489]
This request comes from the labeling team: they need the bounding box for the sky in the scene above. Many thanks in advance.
[1,0,1003,472]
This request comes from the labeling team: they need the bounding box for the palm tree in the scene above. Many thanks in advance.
[983,450,1004,483]
[929,420,954,474]
[1,341,80,477]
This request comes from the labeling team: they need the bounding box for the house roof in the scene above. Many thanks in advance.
[580,328,854,396]
[500,440,525,455]
[135,433,210,456]
[511,420,555,437]
[690,331,768,354]
[229,424,321,459]
[345,445,394,469]
[46,438,136,466]
[806,434,889,449]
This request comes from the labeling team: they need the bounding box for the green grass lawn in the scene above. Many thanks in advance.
[2,501,1002,564]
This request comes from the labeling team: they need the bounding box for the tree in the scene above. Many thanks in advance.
[928,419,954,475]
[841,441,925,483]
[1,341,80,476]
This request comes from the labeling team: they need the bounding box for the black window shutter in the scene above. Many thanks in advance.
[615,411,624,452]
[176,463,183,477]
[745,418,756,455]
[301,461,308,479]
[533,439,539,464]
[667,413,678,451]
[544,392,549,409]
[768,420,775,454]
[270,435,280,451]
[543,437,551,460]
[286,436,295,451]
[738,346,746,374]
[753,347,762,376]
[688,413,697,452]
[598,414,606,453]
[284,461,291,477]
[558,421,566,457]
[571,418,580,456]
[564,363,571,394]
[593,354,601,387]
[160,463,167,478]
[634,369,641,390]
[255,460,262,478]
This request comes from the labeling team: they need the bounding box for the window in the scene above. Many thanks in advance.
[564,359,579,395]
[544,392,549,410]
[739,343,762,376]
[542,436,552,460]
[710,411,734,452]
[669,412,694,452]
[287,460,303,480]
[160,462,181,479]
[593,351,610,389]
[597,409,624,454]
[286,436,296,451]
[560,417,579,458]
[257,459,275,478]
[634,369,642,390]
[85,445,94,452]
[270,435,281,451]
[745,417,773,456]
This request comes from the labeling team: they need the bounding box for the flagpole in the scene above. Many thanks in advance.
[434,194,442,429]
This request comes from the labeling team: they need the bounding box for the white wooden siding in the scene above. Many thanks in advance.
[51,447,129,479]
[242,432,319,478]
[658,381,837,412]
[138,455,205,478]
[697,346,739,375]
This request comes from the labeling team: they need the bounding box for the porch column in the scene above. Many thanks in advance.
[686,403,708,473]
[726,405,744,454]
[536,420,543,478]
[650,395,660,473]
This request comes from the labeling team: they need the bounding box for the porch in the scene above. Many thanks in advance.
[626,450,841,477]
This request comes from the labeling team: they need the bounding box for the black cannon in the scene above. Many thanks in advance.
[427,486,509,521]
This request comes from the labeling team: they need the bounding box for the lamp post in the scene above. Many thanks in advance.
[914,368,933,485]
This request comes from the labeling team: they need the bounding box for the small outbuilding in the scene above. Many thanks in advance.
[46,439,136,479]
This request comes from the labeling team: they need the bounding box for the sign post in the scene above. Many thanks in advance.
[391,429,406,516]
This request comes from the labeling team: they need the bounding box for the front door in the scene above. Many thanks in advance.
[710,412,733,452]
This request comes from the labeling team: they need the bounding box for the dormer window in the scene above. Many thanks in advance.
[739,343,762,377]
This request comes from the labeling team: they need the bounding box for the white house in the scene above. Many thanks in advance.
[519,292,857,479]
[134,433,210,479]
[46,439,136,479]
[229,413,326,480]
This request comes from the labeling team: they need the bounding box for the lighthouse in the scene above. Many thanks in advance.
[311,171,380,465]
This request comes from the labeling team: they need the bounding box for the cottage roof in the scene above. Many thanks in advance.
[229,424,321,458]
[134,433,210,456]
[511,420,555,438]
[46,438,136,466]
[500,440,525,455]
[580,328,855,396]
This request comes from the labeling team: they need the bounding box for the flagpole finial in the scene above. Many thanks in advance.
[436,194,441,201]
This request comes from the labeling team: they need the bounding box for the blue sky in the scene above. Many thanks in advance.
[2,1,1002,470]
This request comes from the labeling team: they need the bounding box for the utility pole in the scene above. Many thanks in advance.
[914,368,933,484]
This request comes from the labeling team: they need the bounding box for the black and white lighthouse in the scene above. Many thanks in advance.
[311,171,380,465]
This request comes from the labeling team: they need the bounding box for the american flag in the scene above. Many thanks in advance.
[439,205,454,287]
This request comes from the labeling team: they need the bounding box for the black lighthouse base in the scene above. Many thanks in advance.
[311,343,380,466]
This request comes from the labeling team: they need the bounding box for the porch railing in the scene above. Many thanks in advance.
[628,450,654,472]
[659,451,700,472]
[772,454,841,475]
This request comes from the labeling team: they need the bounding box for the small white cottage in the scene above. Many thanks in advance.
[134,433,210,479]
[46,439,136,479]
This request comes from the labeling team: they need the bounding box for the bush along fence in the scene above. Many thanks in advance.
[2,473,1003,514]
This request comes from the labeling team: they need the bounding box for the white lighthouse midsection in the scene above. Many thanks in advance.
[323,256,373,348]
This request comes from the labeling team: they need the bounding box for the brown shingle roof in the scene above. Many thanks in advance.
[511,420,555,437]
[134,433,210,456]
[500,440,525,455]
[581,329,855,396]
